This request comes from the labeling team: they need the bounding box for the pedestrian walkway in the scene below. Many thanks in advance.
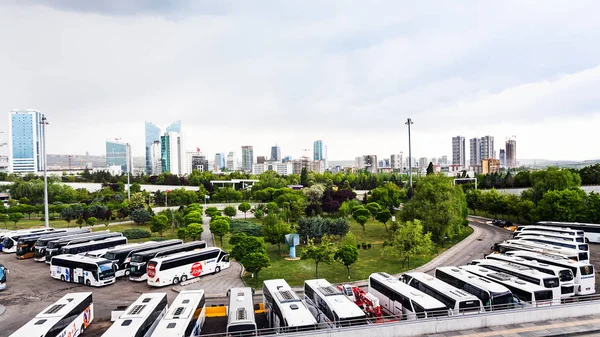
[172,261,245,297]
[425,315,600,337]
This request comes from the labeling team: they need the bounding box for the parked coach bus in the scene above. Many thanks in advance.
[0,228,55,252]
[516,235,589,262]
[104,239,182,278]
[101,293,168,337]
[535,221,600,243]
[129,240,206,282]
[368,272,448,320]
[2,228,57,253]
[506,250,596,295]
[147,247,229,287]
[50,254,116,287]
[150,290,206,337]
[61,236,128,257]
[8,292,93,337]
[514,230,585,243]
[304,279,367,328]
[16,229,90,259]
[226,287,258,337]
[493,240,583,262]
[34,231,109,261]
[514,225,585,239]
[44,232,122,263]
[262,279,317,334]
[435,267,515,311]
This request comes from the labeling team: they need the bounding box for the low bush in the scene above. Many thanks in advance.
[122,228,151,240]
[230,219,263,237]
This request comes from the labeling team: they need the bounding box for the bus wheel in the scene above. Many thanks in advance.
[215,266,221,273]
[86,280,91,286]
[60,275,65,282]
[125,269,130,276]
[181,275,187,282]
[81,324,85,333]
[173,277,180,285]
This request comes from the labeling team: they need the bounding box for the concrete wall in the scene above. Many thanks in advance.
[293,300,600,337]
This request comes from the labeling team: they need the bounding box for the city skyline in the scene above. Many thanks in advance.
[1,2,600,161]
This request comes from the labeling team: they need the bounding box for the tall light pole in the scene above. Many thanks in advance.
[41,115,49,228]
[405,118,413,192]
[126,143,131,201]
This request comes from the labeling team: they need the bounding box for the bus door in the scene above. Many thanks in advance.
[73,267,85,284]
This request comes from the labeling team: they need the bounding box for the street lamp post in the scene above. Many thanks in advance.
[405,118,414,192]
[41,116,49,228]
[126,143,131,201]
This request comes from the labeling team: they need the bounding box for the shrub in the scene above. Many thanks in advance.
[230,219,263,237]
[367,243,372,249]
[382,240,389,248]
[122,228,151,240]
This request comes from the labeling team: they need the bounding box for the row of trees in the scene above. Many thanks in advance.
[474,164,600,190]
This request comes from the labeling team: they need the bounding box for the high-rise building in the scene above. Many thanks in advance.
[145,120,181,174]
[362,155,378,173]
[186,151,208,173]
[313,140,325,166]
[9,110,45,173]
[166,120,181,133]
[390,153,403,171]
[160,132,182,174]
[214,153,225,169]
[226,152,237,171]
[452,136,466,168]
[499,149,506,167]
[505,137,517,168]
[480,135,494,160]
[354,156,363,169]
[0,130,8,173]
[150,141,161,175]
[469,138,482,167]
[105,140,128,173]
[440,155,448,166]
[270,145,281,162]
[418,157,428,168]
[241,146,254,172]
[282,156,292,163]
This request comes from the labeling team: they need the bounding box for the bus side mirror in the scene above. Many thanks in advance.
[5,269,8,274]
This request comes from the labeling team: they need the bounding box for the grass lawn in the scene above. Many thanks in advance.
[91,224,180,243]
[218,219,474,288]
[1,218,131,231]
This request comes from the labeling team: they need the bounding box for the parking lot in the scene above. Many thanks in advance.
[0,252,245,337]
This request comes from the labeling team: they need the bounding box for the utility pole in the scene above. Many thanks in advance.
[126,143,131,201]
[405,118,414,193]
[41,116,49,228]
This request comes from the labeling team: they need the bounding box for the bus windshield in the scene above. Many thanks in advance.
[535,291,553,301]
[581,265,594,276]
[98,263,115,279]
[131,254,145,263]
[491,292,514,308]
[543,278,559,288]
[458,300,480,313]
[0,266,6,283]
[104,252,117,261]
[558,270,574,282]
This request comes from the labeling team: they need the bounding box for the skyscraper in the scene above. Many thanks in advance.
[226,152,237,171]
[166,120,181,133]
[241,146,254,172]
[145,120,181,174]
[186,151,208,173]
[480,135,494,160]
[390,152,403,171]
[150,141,161,175]
[313,140,323,161]
[9,110,45,173]
[105,140,128,172]
[160,132,182,174]
[469,138,482,167]
[215,153,225,169]
[499,149,506,167]
[505,137,517,168]
[270,145,281,162]
[452,136,466,168]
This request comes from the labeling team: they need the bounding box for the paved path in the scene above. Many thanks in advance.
[172,261,245,297]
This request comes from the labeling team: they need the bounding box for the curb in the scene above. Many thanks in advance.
[0,304,5,317]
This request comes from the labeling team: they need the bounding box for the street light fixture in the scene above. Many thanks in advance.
[405,118,414,194]
[40,115,49,229]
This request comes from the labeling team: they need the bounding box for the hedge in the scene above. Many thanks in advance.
[122,228,151,240]
[229,219,263,237]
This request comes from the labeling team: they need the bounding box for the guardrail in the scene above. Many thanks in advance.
[200,294,600,337]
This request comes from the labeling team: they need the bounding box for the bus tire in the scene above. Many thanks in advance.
[173,277,180,285]
[86,280,91,286]
[81,324,85,333]
[60,275,65,282]
[215,266,221,274]
[125,269,130,276]
[181,275,187,282]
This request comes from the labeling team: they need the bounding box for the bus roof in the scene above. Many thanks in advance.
[369,272,446,309]
[149,246,220,263]
[517,226,584,234]
[101,293,168,337]
[105,240,180,255]
[471,259,557,280]
[263,279,317,327]
[404,271,482,301]
[486,253,572,272]
[435,266,512,294]
[62,236,126,250]
[52,254,113,265]
[133,240,206,258]
[43,231,112,245]
[500,239,579,254]
[304,279,365,318]
[459,265,548,292]
[506,250,590,266]
[151,290,205,337]
[20,229,90,243]
[227,287,256,327]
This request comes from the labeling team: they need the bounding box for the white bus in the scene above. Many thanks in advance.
[469,259,562,302]
[506,250,596,295]
[61,236,129,257]
[459,265,553,307]
[485,253,575,298]
[104,239,182,278]
[0,228,56,252]
[368,272,448,320]
[516,235,589,262]
[401,271,484,315]
[17,229,91,259]
[50,254,116,287]
[34,231,108,261]
[147,247,230,287]
[43,231,121,263]
[1,228,57,253]
[435,267,515,311]
[493,240,582,262]
[101,293,168,337]
[262,279,317,333]
[514,230,585,243]
[304,279,367,327]
[8,292,93,337]
[226,287,258,336]
[514,225,585,238]
[536,221,600,243]
[129,241,207,282]
[150,290,206,337]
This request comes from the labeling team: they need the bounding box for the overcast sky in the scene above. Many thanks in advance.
[1,1,599,162]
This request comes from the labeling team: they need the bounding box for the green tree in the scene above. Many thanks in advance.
[335,244,359,279]
[529,167,582,203]
[482,189,507,219]
[0,214,8,229]
[8,212,24,228]
[184,203,203,215]
[223,206,237,218]
[60,206,77,226]
[210,218,230,246]
[184,211,203,226]
[517,199,535,224]
[238,202,251,219]
[254,209,264,219]
[129,192,146,210]
[365,202,382,221]
[352,207,371,231]
[150,214,170,237]
[465,189,482,215]
[300,168,308,186]
[231,236,266,262]
[86,217,97,228]
[341,231,358,247]
[229,232,248,246]
[187,223,204,240]
[131,208,151,225]
[535,189,585,222]
[205,207,221,218]
[301,236,335,279]
[426,162,434,175]
[177,227,188,240]
[383,219,434,268]
[241,252,271,286]
[262,215,291,255]
[76,216,85,228]
[375,210,392,232]
[367,183,406,212]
